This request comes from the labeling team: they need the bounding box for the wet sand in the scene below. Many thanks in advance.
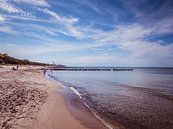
[0,66,107,129]
[59,87,110,129]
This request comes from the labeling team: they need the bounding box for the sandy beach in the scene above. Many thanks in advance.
[0,66,107,129]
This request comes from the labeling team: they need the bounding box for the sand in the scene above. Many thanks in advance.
[0,68,47,129]
[0,66,105,129]
[33,73,91,129]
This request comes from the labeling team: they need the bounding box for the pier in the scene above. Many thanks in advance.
[52,67,133,71]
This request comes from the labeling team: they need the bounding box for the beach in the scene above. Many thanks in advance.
[1,66,173,129]
[0,66,108,129]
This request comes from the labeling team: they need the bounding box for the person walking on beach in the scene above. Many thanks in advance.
[50,65,53,75]
[43,67,47,77]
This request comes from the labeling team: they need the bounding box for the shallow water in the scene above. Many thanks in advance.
[49,68,173,129]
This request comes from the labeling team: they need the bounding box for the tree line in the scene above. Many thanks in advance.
[0,53,47,66]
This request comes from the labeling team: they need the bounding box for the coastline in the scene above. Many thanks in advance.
[34,72,92,129]
[47,74,119,129]
[0,66,108,129]
[57,85,110,129]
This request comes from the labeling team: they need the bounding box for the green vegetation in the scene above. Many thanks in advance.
[0,53,47,65]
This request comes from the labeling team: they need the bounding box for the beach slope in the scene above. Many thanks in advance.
[0,67,90,129]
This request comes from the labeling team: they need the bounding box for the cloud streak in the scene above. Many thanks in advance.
[13,0,51,7]
[0,1,20,13]
[0,15,5,21]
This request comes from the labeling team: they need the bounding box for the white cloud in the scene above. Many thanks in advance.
[153,16,173,34]
[0,0,81,38]
[71,55,117,64]
[0,41,78,59]
[0,15,5,22]
[0,26,14,34]
[73,0,102,14]
[38,8,82,37]
[0,1,20,13]
[71,23,173,66]
[85,24,153,43]
[0,1,34,18]
[40,8,79,24]
[12,0,51,7]
[3,15,50,22]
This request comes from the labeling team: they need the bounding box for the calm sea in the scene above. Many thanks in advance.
[48,68,173,129]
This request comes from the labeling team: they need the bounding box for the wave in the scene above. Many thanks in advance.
[70,87,82,99]
[69,86,114,129]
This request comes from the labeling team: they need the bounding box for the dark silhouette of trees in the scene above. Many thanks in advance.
[0,53,47,65]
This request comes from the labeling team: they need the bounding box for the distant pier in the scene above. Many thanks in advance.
[52,67,133,71]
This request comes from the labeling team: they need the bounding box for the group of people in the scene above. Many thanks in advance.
[11,65,53,77]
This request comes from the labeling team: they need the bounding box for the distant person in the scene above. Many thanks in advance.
[43,67,47,77]
[50,66,53,75]
[16,65,19,70]
[12,67,17,70]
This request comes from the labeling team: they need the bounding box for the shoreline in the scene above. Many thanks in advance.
[45,73,109,129]
[47,73,120,129]
[0,66,108,129]
[58,85,109,129]
[33,76,90,129]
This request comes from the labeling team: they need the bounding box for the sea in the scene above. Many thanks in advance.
[48,67,173,129]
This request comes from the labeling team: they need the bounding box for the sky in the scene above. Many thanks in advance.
[0,0,173,67]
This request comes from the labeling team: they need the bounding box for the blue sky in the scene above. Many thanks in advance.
[0,0,173,66]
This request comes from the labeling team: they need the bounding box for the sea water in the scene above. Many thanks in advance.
[49,68,173,129]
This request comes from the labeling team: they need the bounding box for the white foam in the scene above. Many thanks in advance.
[70,87,114,129]
[70,87,82,99]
